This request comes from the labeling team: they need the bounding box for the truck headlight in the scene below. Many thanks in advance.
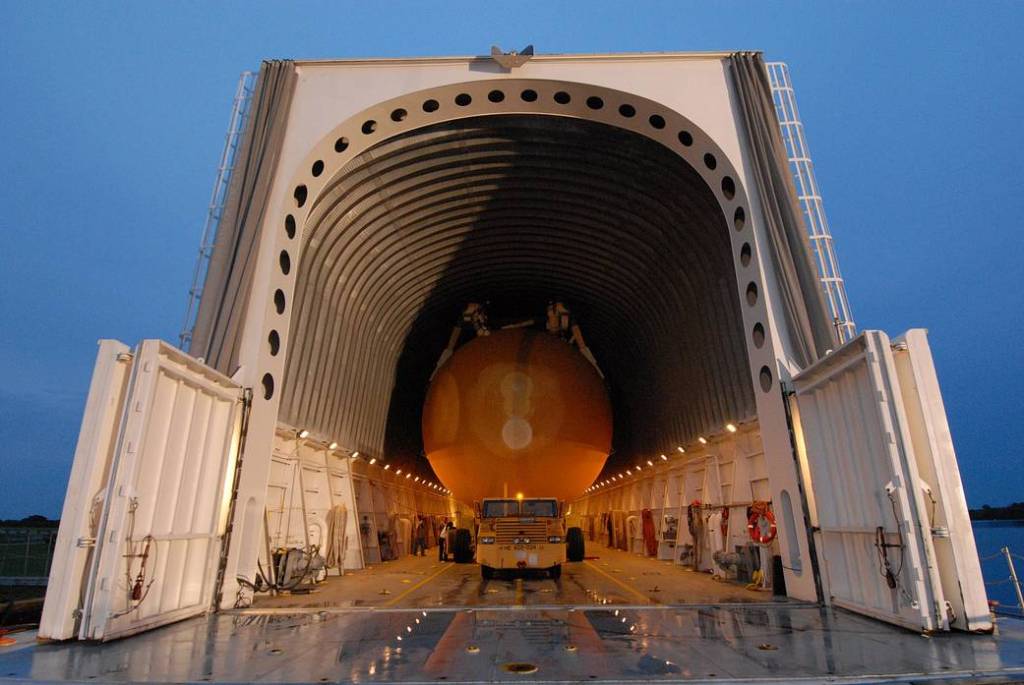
[548,536,563,543]
[480,536,495,544]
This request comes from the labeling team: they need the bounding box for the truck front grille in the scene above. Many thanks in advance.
[495,521,548,544]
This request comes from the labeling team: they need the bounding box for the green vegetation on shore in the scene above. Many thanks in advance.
[970,502,1024,521]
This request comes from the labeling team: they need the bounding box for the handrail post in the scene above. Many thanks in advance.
[1003,546,1024,612]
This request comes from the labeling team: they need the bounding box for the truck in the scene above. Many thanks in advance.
[474,497,585,579]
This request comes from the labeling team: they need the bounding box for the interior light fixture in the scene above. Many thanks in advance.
[369,457,377,465]
[328,441,339,450]
[298,429,310,439]
[660,454,668,461]
[647,460,654,466]
[725,423,737,433]
[698,436,708,445]
[384,464,390,470]
[406,473,412,479]
[676,446,685,454]
[352,451,360,459]
[396,469,403,475]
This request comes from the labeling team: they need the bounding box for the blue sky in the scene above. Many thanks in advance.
[1,1,1021,518]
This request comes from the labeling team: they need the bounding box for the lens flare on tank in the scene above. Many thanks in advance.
[422,328,612,503]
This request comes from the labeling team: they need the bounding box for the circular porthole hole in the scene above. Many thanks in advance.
[293,185,307,208]
[554,91,571,104]
[390,108,407,122]
[311,160,324,177]
[734,206,746,231]
[285,215,296,239]
[268,330,280,356]
[488,89,505,103]
[422,99,440,113]
[279,250,291,276]
[745,282,758,306]
[649,114,666,129]
[586,96,604,110]
[520,89,537,102]
[618,103,636,118]
[502,663,538,675]
[678,130,693,146]
[273,289,286,314]
[703,152,717,170]
[361,120,377,135]
[752,323,765,349]
[759,366,774,393]
[261,373,275,400]
[722,176,736,199]
[455,93,472,106]
[739,242,752,267]
[334,137,349,153]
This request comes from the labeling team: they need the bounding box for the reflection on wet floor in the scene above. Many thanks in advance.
[3,605,1024,683]
[251,544,777,611]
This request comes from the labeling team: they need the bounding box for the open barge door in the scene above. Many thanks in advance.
[40,340,247,641]
[790,330,989,633]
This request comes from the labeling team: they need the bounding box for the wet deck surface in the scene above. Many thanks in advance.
[4,546,1024,683]
[3,606,1024,684]
[252,545,773,610]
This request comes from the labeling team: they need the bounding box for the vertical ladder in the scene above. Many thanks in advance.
[766,62,857,344]
[178,70,257,351]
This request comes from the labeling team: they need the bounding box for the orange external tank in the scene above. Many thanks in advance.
[422,328,612,503]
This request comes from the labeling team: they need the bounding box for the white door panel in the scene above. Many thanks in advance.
[793,331,944,632]
[40,339,245,641]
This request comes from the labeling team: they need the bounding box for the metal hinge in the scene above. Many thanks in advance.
[77,537,96,548]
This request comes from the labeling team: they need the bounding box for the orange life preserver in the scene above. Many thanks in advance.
[747,506,777,545]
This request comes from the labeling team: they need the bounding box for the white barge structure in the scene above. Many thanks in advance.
[2,49,1021,684]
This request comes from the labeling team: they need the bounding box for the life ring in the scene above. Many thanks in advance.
[747,508,777,545]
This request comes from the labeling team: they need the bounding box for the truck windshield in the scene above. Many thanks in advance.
[521,499,557,517]
[482,500,519,517]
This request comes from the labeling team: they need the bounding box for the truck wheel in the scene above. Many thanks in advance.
[481,565,494,580]
[452,528,473,563]
[566,527,585,562]
[550,564,562,580]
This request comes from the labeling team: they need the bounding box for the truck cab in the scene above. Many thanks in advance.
[476,497,566,579]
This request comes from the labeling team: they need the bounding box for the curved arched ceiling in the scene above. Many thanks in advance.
[280,114,754,479]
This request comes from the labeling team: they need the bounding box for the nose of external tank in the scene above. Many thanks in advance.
[422,328,612,503]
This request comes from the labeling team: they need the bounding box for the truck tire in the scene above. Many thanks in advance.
[550,564,562,579]
[566,527,585,562]
[452,528,473,563]
[481,564,494,580]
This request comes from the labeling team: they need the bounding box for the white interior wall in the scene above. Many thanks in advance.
[574,422,790,575]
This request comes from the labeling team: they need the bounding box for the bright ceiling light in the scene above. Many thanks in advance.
[406,473,412,479]
[298,429,310,439]
[396,469,402,475]
[647,460,654,466]
[676,446,685,454]
[698,437,707,445]
[660,454,668,461]
[328,441,339,450]
[369,457,377,465]
[725,423,737,433]
[384,464,390,470]
[352,451,360,459]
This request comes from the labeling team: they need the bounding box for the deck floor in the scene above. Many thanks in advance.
[4,545,1024,684]
[251,544,775,610]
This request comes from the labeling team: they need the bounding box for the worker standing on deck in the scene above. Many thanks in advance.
[438,519,453,561]
[413,516,428,556]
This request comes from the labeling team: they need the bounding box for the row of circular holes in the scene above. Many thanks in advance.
[266,88,772,401]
